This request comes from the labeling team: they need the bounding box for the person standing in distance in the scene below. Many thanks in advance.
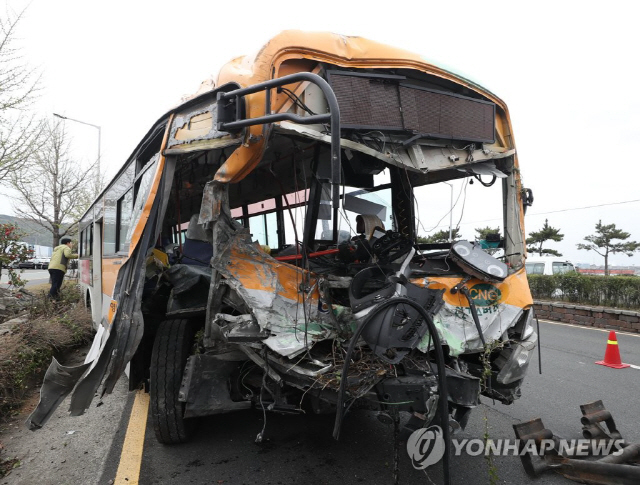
[48,236,78,299]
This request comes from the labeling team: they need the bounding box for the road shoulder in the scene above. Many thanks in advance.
[0,373,131,485]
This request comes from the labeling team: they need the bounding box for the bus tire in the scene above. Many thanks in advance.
[150,319,196,444]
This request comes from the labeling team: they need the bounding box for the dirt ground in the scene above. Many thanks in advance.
[0,342,130,485]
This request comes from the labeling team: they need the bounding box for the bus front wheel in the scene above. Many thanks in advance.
[150,319,197,444]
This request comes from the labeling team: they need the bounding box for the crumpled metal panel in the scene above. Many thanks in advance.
[214,226,337,357]
[27,153,177,428]
[167,265,211,296]
[204,181,343,357]
[26,358,91,429]
[166,85,243,153]
[418,304,523,356]
[413,271,533,356]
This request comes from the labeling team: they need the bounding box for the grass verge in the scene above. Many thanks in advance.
[0,282,94,422]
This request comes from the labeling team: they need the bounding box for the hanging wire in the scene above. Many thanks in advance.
[295,140,313,355]
[423,178,467,234]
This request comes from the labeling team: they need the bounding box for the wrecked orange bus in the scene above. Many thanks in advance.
[29,31,537,458]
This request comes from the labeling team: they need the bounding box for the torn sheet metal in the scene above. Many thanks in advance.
[28,153,177,427]
[26,358,91,429]
[206,182,345,357]
[213,228,338,357]
[417,304,522,356]
[413,270,533,355]
[166,86,243,154]
[274,121,515,174]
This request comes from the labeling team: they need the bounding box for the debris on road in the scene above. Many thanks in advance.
[0,456,21,478]
[514,400,640,484]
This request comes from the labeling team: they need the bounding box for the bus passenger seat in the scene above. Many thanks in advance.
[181,214,213,266]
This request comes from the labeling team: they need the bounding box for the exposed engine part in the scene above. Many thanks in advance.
[349,249,445,364]
[333,295,452,485]
[179,355,251,418]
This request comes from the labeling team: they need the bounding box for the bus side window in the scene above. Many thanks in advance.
[79,225,93,257]
[103,198,117,255]
[248,215,266,245]
[246,198,277,248]
[125,154,159,249]
[282,190,307,248]
[247,212,278,247]
[230,207,244,221]
[116,189,133,253]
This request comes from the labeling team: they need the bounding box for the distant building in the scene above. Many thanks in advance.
[18,242,52,259]
[577,268,636,276]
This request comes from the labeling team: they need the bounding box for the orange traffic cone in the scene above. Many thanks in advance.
[595,331,630,369]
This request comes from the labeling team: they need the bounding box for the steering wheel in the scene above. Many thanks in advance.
[371,231,414,264]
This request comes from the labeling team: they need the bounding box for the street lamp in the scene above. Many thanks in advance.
[53,113,101,194]
[444,181,454,242]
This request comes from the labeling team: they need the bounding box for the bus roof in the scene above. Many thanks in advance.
[82,30,509,223]
[206,30,501,105]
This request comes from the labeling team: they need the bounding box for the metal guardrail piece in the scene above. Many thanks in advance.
[580,399,622,440]
[513,400,640,485]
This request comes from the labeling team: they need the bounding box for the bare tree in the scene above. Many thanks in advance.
[0,6,44,182]
[10,121,95,247]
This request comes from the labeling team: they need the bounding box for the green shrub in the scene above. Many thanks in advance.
[528,274,640,309]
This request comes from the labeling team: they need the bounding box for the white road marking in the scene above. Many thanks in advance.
[538,319,640,338]
[538,319,640,369]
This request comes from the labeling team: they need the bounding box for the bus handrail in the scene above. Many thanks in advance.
[216,72,341,208]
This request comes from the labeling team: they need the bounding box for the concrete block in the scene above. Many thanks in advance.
[620,315,639,323]
[620,310,640,317]
[603,308,622,315]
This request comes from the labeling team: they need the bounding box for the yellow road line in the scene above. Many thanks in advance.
[539,319,640,338]
[114,390,150,485]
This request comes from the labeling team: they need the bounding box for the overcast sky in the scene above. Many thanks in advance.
[5,0,640,265]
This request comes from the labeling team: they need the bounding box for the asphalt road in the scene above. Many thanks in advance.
[0,268,79,288]
[0,268,50,287]
[94,321,640,485]
[2,320,638,485]
[23,269,51,287]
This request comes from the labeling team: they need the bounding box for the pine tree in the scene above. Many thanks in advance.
[526,219,564,256]
[417,228,461,244]
[577,220,640,276]
[475,226,500,240]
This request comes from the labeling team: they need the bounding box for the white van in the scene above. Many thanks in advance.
[525,256,575,276]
